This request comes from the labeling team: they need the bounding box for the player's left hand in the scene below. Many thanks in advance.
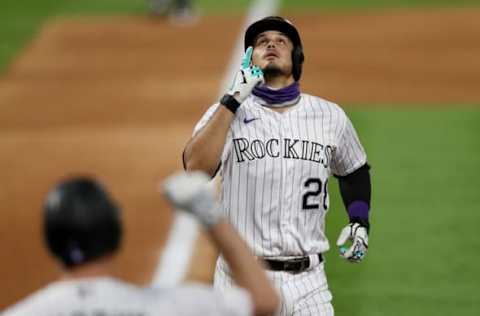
[336,223,368,263]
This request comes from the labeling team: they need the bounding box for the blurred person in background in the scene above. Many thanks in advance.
[147,0,195,22]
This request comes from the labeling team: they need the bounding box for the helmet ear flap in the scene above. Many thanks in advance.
[292,46,304,81]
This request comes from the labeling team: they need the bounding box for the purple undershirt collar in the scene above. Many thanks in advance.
[252,82,300,106]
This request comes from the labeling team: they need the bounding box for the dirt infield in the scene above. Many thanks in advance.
[297,8,480,104]
[1,8,479,309]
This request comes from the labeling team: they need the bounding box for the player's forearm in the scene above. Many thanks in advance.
[184,106,235,176]
[337,163,371,230]
[208,220,279,316]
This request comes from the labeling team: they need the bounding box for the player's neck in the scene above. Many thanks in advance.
[252,78,300,113]
[264,75,295,89]
[61,255,115,280]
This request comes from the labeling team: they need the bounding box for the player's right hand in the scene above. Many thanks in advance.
[162,171,222,227]
[336,223,369,263]
[226,46,264,103]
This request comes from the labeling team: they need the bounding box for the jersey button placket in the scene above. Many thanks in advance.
[285,120,297,247]
[279,116,291,231]
[276,116,287,234]
[284,122,294,224]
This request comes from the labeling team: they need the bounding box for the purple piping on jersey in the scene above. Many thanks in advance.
[252,82,300,104]
[348,200,369,220]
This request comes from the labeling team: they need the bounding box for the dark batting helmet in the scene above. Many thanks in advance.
[44,177,122,268]
[244,16,305,81]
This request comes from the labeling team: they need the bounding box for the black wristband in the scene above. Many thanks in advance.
[350,216,370,233]
[220,94,241,114]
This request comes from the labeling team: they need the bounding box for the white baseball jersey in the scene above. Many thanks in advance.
[194,93,367,258]
[2,277,252,316]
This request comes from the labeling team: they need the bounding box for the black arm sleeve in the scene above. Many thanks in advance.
[335,163,372,230]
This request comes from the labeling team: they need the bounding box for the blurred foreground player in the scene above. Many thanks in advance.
[3,173,278,316]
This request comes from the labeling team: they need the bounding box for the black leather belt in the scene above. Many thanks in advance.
[262,254,323,272]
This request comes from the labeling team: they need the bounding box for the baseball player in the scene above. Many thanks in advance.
[2,174,279,316]
[183,16,372,315]
[148,0,193,19]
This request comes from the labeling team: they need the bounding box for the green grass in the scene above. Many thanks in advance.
[283,0,480,10]
[325,107,480,315]
[197,0,251,12]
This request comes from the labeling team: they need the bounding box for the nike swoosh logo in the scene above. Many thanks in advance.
[244,117,258,124]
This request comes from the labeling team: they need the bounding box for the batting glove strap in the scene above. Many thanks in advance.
[349,216,370,233]
[220,94,241,114]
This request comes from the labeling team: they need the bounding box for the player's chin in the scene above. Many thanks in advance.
[263,60,280,69]
[263,64,288,77]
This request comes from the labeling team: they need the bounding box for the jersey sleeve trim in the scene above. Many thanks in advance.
[332,156,368,177]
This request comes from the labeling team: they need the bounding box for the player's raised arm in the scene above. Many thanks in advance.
[162,171,279,316]
[183,47,264,176]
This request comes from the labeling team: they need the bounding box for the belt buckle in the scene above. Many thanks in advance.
[285,258,308,272]
[298,259,309,272]
[284,261,295,271]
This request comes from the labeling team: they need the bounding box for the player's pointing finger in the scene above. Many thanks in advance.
[241,46,253,69]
